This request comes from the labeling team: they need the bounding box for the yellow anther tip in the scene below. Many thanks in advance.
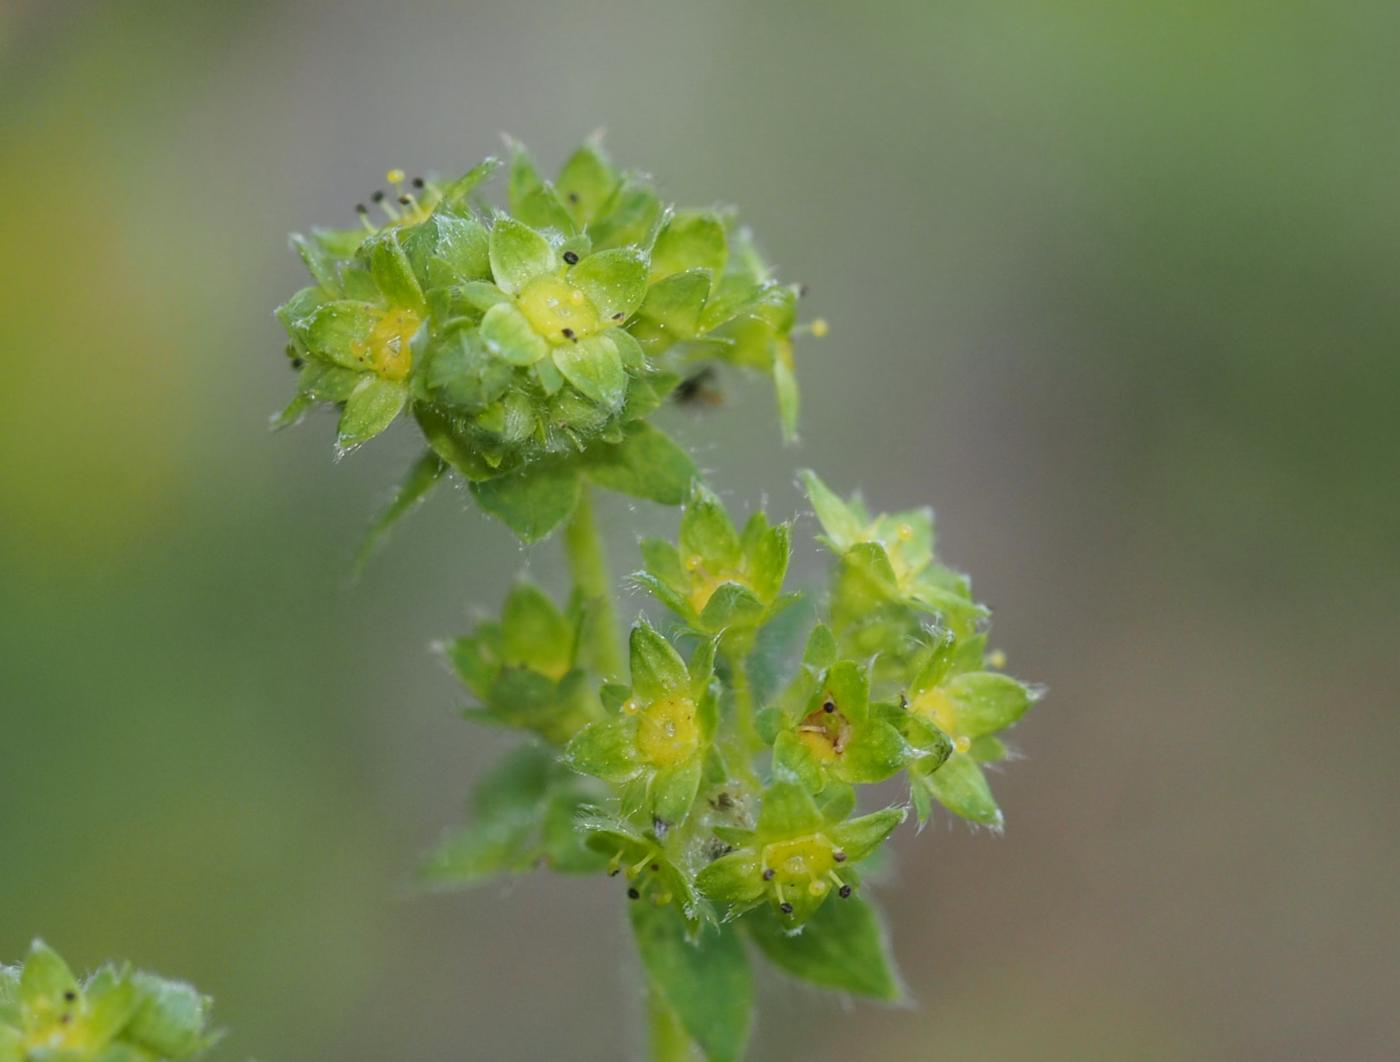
[386,168,406,185]
[810,318,830,338]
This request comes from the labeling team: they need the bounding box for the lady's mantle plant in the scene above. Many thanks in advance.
[276,139,1041,1061]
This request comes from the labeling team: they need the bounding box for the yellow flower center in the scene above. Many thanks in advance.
[517,275,600,343]
[635,695,700,766]
[911,685,963,741]
[683,554,749,614]
[796,702,851,763]
[366,306,419,380]
[762,834,837,899]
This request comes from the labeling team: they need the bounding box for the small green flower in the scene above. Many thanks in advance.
[695,781,903,926]
[904,631,1040,828]
[0,941,216,1062]
[635,484,793,637]
[802,469,987,639]
[769,628,917,793]
[564,621,717,826]
[577,814,706,929]
[444,581,602,745]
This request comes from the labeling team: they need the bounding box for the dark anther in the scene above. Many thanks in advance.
[650,863,660,872]
[832,850,847,863]
[291,357,304,370]
[563,250,579,264]
[561,327,575,339]
[608,867,620,877]
[398,194,411,206]
[59,1013,71,1025]
[63,991,77,1002]
[568,192,580,203]
[762,868,775,881]
[779,902,794,915]
[798,283,810,297]
[412,177,425,189]
[838,884,853,899]
[627,887,641,900]
[612,312,625,320]
[822,699,836,714]
[899,693,909,710]
[371,190,385,203]
[355,203,368,214]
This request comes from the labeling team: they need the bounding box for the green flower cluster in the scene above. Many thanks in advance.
[1,943,216,1062]
[425,472,1039,1057]
[276,139,809,542]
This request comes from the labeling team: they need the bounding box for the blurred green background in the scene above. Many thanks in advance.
[3,1,1397,1058]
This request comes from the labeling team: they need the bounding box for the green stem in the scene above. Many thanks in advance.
[647,985,692,1062]
[564,484,623,680]
[722,638,762,784]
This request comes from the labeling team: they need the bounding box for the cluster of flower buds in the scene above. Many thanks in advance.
[0,942,216,1062]
[275,138,810,541]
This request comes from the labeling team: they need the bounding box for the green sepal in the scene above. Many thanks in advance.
[553,335,627,409]
[774,351,799,442]
[401,213,491,290]
[651,210,727,281]
[638,270,710,337]
[469,461,581,542]
[488,216,555,295]
[587,176,662,249]
[941,672,1036,737]
[480,301,549,366]
[630,901,752,1062]
[361,229,426,312]
[122,973,216,1059]
[630,619,689,699]
[568,248,648,322]
[745,895,903,1002]
[829,806,905,862]
[800,469,865,551]
[920,752,1003,827]
[680,484,741,569]
[652,759,704,825]
[694,849,765,907]
[18,941,78,1025]
[438,156,502,214]
[563,716,640,783]
[337,376,407,450]
[755,780,824,836]
[556,140,620,229]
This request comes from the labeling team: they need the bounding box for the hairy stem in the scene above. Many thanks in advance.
[564,484,623,680]
[722,638,762,784]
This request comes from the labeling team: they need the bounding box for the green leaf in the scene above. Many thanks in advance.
[337,376,407,449]
[745,895,902,1001]
[945,672,1035,737]
[556,141,619,228]
[480,301,550,366]
[488,216,555,295]
[552,335,627,409]
[630,620,689,699]
[582,422,696,505]
[568,248,648,321]
[651,211,727,281]
[925,752,1003,827]
[354,451,446,574]
[469,462,581,542]
[630,902,752,1062]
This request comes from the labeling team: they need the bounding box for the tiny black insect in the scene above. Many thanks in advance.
[562,250,579,265]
